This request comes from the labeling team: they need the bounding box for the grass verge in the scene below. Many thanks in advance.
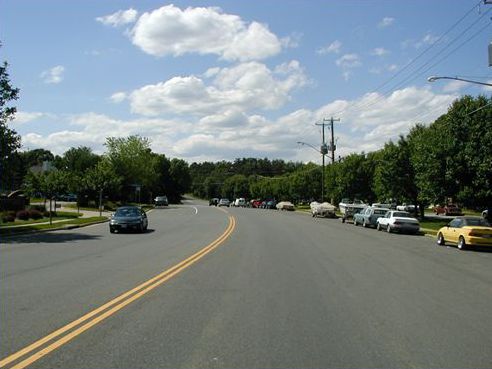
[0,217,107,236]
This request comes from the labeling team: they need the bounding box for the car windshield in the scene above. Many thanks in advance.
[115,208,140,217]
[394,212,411,218]
[373,209,387,215]
[464,218,491,227]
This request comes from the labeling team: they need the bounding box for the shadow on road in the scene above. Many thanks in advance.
[1,232,102,244]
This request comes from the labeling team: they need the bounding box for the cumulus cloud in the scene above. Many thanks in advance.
[336,54,361,68]
[128,60,308,116]
[317,40,342,55]
[21,87,458,163]
[129,4,282,61]
[13,111,51,124]
[378,17,395,28]
[371,47,389,56]
[415,33,439,48]
[40,65,65,84]
[110,92,127,103]
[96,8,138,27]
[442,80,469,93]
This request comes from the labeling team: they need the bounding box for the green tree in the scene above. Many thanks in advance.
[0,50,21,190]
[105,136,158,200]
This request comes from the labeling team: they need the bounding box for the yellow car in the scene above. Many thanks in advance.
[436,216,492,250]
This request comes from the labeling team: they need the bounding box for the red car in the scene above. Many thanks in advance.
[433,204,462,216]
[251,199,263,208]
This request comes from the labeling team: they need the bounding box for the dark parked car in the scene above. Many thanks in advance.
[154,195,168,206]
[209,198,219,206]
[109,206,148,233]
[353,207,390,228]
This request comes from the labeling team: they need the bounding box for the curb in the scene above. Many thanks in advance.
[0,218,109,238]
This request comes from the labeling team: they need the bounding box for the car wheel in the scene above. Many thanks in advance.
[362,220,367,228]
[386,224,392,233]
[436,232,445,246]
[138,224,144,233]
[377,223,381,231]
[341,217,345,223]
[457,236,467,250]
[109,227,115,233]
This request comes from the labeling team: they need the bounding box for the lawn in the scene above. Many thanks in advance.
[0,216,107,236]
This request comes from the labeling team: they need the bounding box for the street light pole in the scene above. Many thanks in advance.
[427,75,492,87]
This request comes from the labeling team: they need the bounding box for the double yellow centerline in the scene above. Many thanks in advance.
[1,214,236,369]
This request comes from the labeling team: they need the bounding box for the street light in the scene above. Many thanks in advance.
[427,75,492,87]
[297,141,328,202]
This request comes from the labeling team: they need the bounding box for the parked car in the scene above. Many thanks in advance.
[396,203,417,213]
[276,201,295,211]
[154,195,168,206]
[109,206,148,233]
[209,198,219,206]
[436,216,492,250]
[376,210,420,234]
[310,202,336,218]
[262,199,277,209]
[218,198,230,207]
[234,198,246,207]
[339,199,367,223]
[251,199,263,208]
[353,207,389,228]
[433,204,462,216]
[58,193,77,202]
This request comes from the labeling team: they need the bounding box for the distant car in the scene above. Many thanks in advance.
[482,209,489,220]
[58,193,77,202]
[154,195,168,206]
[376,210,420,234]
[396,203,417,213]
[263,200,277,209]
[251,199,263,208]
[433,204,462,216]
[310,202,336,218]
[436,216,492,250]
[234,198,246,207]
[353,207,389,228]
[276,201,295,211]
[209,198,219,206]
[109,206,148,233]
[218,198,230,207]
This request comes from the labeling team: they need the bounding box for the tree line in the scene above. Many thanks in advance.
[189,95,492,217]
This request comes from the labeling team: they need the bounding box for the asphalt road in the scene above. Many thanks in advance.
[1,198,491,368]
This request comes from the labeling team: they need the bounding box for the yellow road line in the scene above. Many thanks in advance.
[1,215,235,369]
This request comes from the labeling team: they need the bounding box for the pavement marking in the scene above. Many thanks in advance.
[193,206,198,215]
[1,214,236,369]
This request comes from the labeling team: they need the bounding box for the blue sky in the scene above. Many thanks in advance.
[2,0,491,163]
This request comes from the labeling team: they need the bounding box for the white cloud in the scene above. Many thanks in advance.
[129,4,282,61]
[96,8,138,27]
[110,92,127,103]
[371,47,389,56]
[482,80,492,92]
[317,40,342,55]
[336,54,361,68]
[13,111,50,124]
[20,87,458,163]
[40,65,65,84]
[415,33,439,48]
[378,17,395,28]
[128,60,308,116]
[442,80,469,93]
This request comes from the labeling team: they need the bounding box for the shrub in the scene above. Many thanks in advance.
[16,210,30,220]
[2,213,15,223]
[29,209,43,220]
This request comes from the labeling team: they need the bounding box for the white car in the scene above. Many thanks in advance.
[234,198,246,207]
[276,201,295,211]
[310,201,336,218]
[376,210,420,234]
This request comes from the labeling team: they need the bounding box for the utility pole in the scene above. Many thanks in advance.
[323,117,340,163]
[316,117,340,203]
